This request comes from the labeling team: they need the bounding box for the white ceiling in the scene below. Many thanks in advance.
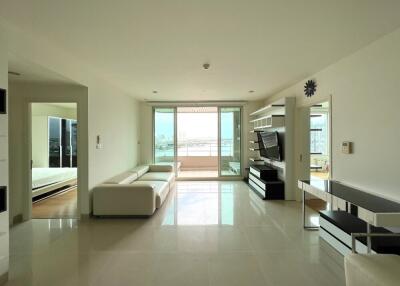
[2,0,400,101]
[8,54,76,84]
[44,103,77,109]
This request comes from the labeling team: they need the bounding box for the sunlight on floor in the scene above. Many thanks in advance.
[178,170,218,178]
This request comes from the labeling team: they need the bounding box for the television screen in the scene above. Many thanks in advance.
[260,131,281,161]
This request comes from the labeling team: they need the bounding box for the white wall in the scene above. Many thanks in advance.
[31,103,77,168]
[0,26,9,284]
[263,27,400,202]
[139,103,152,165]
[88,81,140,189]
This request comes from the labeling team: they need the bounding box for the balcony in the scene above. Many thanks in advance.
[155,139,239,178]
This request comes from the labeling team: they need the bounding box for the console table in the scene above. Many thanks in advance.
[299,180,400,254]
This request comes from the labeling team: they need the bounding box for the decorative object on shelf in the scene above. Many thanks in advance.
[304,80,317,97]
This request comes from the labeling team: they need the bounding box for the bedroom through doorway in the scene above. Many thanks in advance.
[31,103,78,219]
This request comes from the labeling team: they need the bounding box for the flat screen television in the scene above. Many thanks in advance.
[259,131,282,161]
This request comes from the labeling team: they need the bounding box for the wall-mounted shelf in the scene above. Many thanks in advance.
[252,115,285,129]
[250,129,263,133]
[249,157,263,162]
[250,101,285,117]
[249,147,260,151]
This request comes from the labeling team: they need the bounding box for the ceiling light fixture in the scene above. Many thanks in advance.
[249,90,255,93]
[152,90,158,94]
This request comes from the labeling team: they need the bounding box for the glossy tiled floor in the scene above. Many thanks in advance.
[7,181,345,286]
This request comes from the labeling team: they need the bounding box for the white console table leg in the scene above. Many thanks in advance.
[366,223,372,253]
[303,189,319,230]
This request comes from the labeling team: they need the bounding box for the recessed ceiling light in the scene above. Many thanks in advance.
[152,90,158,94]
[249,90,255,93]
[8,71,21,76]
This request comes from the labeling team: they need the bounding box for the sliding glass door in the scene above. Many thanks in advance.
[153,106,241,178]
[219,107,241,176]
[48,117,78,168]
[154,108,176,166]
[49,117,61,167]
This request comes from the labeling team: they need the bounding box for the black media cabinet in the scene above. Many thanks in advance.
[248,165,284,200]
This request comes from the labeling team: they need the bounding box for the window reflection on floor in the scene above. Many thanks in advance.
[162,182,234,226]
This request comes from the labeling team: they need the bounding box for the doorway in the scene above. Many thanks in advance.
[153,106,242,179]
[310,101,330,180]
[31,103,78,219]
[177,107,218,178]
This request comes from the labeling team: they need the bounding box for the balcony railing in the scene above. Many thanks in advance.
[155,139,234,157]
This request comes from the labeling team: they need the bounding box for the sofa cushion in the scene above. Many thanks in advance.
[104,171,138,184]
[131,181,169,208]
[149,164,174,172]
[345,253,400,286]
[138,172,174,183]
[131,165,150,177]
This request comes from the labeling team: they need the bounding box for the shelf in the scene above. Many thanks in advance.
[250,130,263,133]
[250,102,285,117]
[253,115,285,129]
[249,148,260,151]
[249,157,263,162]
[310,128,322,131]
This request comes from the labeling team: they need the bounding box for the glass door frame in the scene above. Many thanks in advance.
[218,106,243,178]
[152,105,243,179]
[152,106,178,177]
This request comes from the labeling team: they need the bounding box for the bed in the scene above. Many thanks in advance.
[32,168,77,198]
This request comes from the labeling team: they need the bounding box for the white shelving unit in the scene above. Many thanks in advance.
[249,102,285,117]
[247,97,296,200]
[250,115,285,129]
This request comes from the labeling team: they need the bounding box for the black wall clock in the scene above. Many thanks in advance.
[304,80,317,97]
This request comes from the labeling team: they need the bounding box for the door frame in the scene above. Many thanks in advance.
[306,95,333,180]
[218,106,243,178]
[16,91,89,223]
[28,102,82,219]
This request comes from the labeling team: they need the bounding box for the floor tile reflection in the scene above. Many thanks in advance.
[7,181,345,286]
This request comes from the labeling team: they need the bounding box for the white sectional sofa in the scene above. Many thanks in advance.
[93,165,175,216]
[345,253,400,286]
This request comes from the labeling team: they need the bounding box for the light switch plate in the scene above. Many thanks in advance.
[342,141,353,154]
